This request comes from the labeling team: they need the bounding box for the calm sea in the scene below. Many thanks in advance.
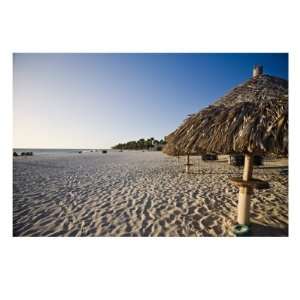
[13,148,107,156]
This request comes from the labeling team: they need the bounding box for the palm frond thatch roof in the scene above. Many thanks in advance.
[166,73,288,155]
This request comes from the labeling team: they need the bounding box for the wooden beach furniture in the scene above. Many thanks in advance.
[202,154,217,161]
[229,154,269,225]
[228,154,264,166]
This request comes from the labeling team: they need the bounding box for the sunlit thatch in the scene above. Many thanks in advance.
[165,74,288,155]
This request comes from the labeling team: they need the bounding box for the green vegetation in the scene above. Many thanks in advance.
[112,137,166,151]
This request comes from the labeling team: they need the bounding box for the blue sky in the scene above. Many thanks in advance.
[13,53,288,148]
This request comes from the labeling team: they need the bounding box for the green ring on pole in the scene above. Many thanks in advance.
[233,224,251,236]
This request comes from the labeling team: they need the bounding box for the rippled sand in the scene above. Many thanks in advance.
[13,151,288,237]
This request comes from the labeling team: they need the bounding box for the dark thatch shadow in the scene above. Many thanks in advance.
[257,166,288,170]
[249,223,288,237]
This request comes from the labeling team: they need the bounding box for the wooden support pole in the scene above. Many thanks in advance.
[237,186,251,225]
[237,153,253,225]
[243,154,253,181]
[185,154,191,173]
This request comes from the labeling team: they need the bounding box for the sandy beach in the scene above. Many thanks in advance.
[13,151,288,237]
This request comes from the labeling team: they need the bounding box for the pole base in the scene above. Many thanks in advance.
[233,224,251,237]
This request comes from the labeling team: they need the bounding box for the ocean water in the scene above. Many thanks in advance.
[13,148,108,156]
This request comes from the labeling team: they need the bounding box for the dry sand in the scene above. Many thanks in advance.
[13,151,288,237]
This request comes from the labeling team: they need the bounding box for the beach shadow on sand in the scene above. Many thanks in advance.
[180,171,242,176]
[249,223,288,237]
[257,166,288,171]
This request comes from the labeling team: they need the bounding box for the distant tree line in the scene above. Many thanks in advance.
[112,137,166,151]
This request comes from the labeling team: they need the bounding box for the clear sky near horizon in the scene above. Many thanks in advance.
[13,53,288,149]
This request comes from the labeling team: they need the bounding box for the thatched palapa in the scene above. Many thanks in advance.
[166,69,288,156]
[165,65,288,232]
[162,133,185,156]
[163,132,201,173]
